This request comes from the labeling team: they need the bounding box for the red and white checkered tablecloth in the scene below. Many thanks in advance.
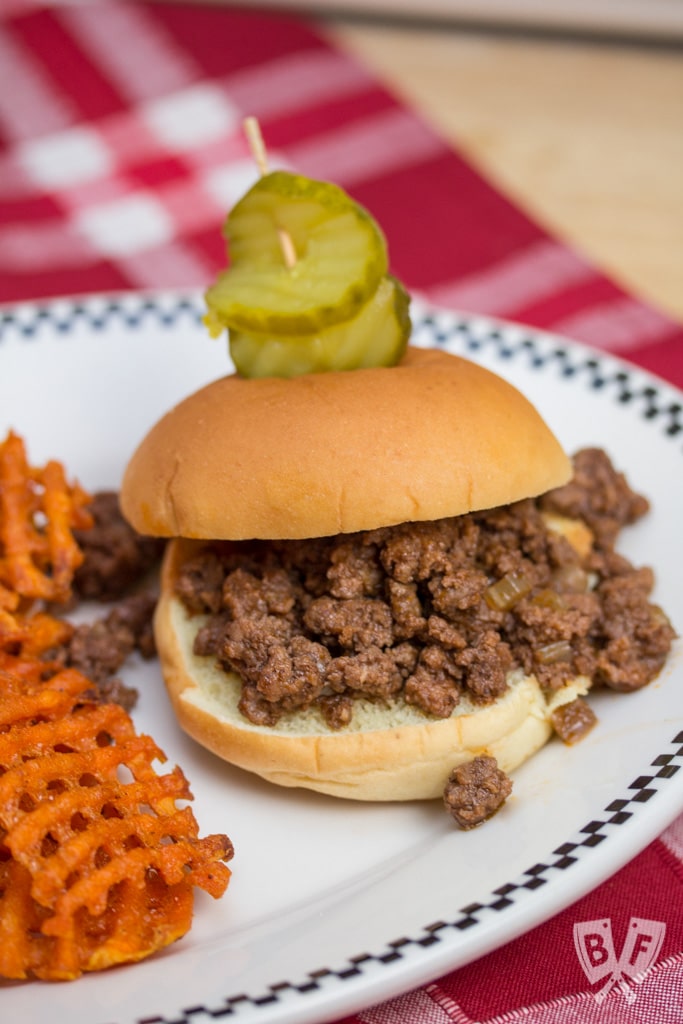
[1,3,682,1022]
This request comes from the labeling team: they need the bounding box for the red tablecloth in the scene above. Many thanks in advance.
[1,3,682,1021]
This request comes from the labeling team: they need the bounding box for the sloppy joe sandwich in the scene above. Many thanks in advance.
[120,347,674,804]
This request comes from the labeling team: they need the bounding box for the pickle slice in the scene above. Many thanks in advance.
[205,171,388,336]
[229,275,411,379]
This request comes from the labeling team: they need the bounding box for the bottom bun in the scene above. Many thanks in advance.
[154,543,583,801]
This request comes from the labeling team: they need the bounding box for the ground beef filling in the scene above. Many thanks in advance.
[443,755,513,828]
[44,492,164,711]
[62,592,159,711]
[74,490,165,601]
[176,449,675,731]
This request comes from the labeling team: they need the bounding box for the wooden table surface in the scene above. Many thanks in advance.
[325,18,683,322]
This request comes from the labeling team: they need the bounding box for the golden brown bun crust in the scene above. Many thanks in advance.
[121,347,571,540]
[154,539,571,801]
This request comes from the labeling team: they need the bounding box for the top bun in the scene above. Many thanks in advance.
[120,346,571,540]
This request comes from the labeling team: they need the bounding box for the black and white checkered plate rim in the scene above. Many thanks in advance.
[2,291,682,1022]
[2,290,682,444]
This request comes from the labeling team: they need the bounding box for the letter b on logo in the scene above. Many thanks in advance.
[585,932,610,967]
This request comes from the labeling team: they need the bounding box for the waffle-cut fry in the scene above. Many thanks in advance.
[0,433,233,980]
[0,660,233,980]
[0,608,74,658]
[0,431,93,607]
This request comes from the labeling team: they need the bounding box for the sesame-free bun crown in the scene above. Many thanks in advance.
[120,346,571,540]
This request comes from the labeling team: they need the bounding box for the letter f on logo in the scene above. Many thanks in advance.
[621,918,666,980]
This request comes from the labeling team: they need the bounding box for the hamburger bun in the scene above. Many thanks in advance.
[120,346,571,540]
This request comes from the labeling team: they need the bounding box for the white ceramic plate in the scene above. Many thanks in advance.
[1,292,681,1024]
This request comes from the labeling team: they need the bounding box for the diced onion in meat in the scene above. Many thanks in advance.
[536,640,573,665]
[532,588,565,610]
[485,571,532,611]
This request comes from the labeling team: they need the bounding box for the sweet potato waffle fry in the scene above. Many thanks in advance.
[0,431,92,610]
[0,659,233,980]
[0,433,234,980]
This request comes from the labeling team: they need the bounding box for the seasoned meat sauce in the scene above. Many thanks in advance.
[74,490,165,601]
[50,492,163,710]
[176,449,675,731]
[443,755,513,828]
[62,592,158,711]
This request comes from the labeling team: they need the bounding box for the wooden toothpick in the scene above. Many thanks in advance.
[243,116,297,270]
[243,116,269,176]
